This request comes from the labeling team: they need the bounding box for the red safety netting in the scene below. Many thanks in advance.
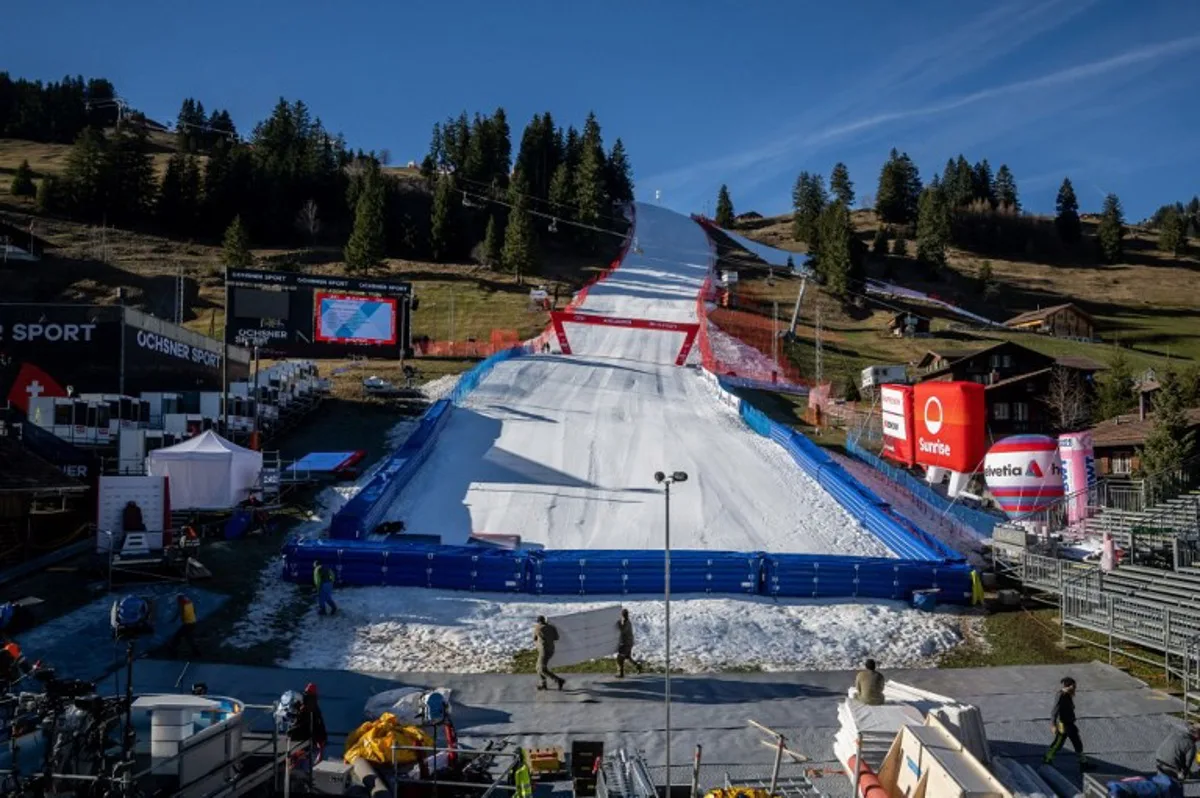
[705,306,807,385]
[414,329,522,358]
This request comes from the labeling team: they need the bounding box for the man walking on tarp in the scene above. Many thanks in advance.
[534,615,564,691]
[313,561,338,616]
[1044,676,1088,768]
[168,592,201,658]
[616,608,642,678]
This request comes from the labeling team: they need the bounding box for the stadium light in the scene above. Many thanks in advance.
[654,469,687,791]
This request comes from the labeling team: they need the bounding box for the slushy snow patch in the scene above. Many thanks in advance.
[279,588,964,673]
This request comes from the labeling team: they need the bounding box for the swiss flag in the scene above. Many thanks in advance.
[7,362,67,414]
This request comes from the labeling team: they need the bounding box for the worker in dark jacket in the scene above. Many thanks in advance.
[534,615,564,691]
[1044,676,1087,767]
[1154,724,1200,797]
[289,682,329,763]
[616,608,642,678]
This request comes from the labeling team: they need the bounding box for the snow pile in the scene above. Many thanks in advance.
[281,589,963,673]
[422,373,460,403]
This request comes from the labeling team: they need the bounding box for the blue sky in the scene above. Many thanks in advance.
[6,0,1199,220]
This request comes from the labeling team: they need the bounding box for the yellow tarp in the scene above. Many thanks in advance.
[704,788,773,798]
[343,712,432,766]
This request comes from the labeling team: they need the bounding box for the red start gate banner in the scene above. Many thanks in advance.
[549,311,700,366]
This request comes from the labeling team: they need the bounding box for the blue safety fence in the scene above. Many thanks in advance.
[281,537,974,602]
[283,537,526,592]
[531,550,762,595]
[844,438,1001,540]
[765,553,973,601]
[330,345,532,540]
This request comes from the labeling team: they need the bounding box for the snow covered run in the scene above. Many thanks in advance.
[277,586,964,673]
[382,202,890,556]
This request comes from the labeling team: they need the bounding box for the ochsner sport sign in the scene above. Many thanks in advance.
[879,384,915,466]
[912,381,986,474]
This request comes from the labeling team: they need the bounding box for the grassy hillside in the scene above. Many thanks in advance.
[725,210,1199,385]
[0,139,617,349]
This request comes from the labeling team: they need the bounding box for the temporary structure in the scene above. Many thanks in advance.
[146,430,262,510]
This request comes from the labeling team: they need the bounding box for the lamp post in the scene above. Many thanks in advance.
[654,470,688,795]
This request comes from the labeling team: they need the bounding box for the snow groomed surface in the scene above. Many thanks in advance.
[286,202,972,601]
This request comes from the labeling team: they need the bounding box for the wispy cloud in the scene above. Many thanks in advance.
[645,2,1200,208]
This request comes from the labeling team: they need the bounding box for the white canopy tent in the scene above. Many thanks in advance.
[146,430,263,510]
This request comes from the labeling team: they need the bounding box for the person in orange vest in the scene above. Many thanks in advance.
[168,593,201,658]
[0,640,33,689]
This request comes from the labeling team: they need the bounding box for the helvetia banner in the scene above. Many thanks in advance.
[1058,431,1096,524]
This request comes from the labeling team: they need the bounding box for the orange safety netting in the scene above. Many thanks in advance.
[706,306,807,385]
[413,329,522,358]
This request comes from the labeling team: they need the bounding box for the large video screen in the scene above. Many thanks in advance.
[224,269,412,357]
[314,293,397,345]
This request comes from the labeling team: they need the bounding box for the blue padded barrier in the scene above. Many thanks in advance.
[765,553,973,601]
[530,550,762,596]
[282,537,526,593]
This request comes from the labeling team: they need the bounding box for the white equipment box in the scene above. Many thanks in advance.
[312,760,353,795]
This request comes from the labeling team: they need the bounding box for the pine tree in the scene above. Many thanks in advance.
[344,164,386,272]
[502,168,537,283]
[1140,367,1197,475]
[35,175,60,213]
[605,138,634,203]
[10,159,35,197]
[994,165,1019,211]
[222,215,253,268]
[1158,205,1188,258]
[971,159,995,206]
[482,214,502,267]
[429,174,457,263]
[490,107,512,190]
[977,260,995,294]
[102,127,157,227]
[157,152,186,231]
[817,200,858,296]
[548,163,574,222]
[180,156,202,233]
[62,127,107,219]
[1055,178,1082,244]
[830,162,854,207]
[871,226,889,255]
[1097,192,1125,264]
[916,185,950,269]
[715,184,734,227]
[1095,348,1135,420]
[875,149,921,225]
[891,236,908,257]
[791,172,827,245]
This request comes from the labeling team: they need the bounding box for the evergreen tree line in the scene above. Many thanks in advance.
[175,98,237,153]
[1148,196,1199,259]
[787,165,865,298]
[417,109,634,278]
[0,73,120,143]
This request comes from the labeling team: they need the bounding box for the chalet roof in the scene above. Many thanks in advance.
[985,367,1054,391]
[1089,407,1200,448]
[1004,303,1095,327]
[0,436,87,493]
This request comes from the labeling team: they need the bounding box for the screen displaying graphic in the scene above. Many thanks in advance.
[314,293,397,345]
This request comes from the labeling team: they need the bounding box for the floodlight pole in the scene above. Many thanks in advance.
[664,477,672,794]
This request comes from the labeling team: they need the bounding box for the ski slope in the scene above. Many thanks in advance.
[384,202,892,557]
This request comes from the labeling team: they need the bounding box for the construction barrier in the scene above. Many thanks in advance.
[765,554,972,599]
[530,549,762,595]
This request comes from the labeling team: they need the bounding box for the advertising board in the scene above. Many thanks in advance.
[879,383,915,466]
[1058,431,1096,524]
[0,304,122,411]
[912,381,986,474]
[123,324,248,393]
[225,268,412,357]
[983,434,1065,517]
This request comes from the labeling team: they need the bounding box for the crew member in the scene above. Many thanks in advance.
[289,682,329,763]
[1044,676,1088,768]
[168,593,201,658]
[313,561,338,616]
[534,615,564,691]
[854,658,886,705]
[0,640,33,689]
[616,608,642,678]
[1153,724,1200,798]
